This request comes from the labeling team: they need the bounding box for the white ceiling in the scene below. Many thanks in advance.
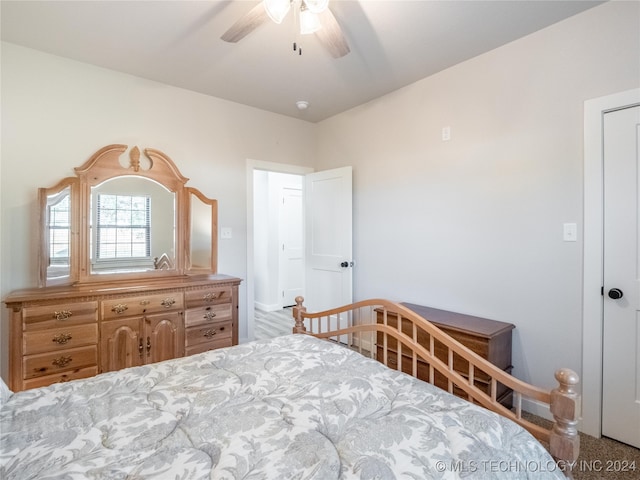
[1,0,603,123]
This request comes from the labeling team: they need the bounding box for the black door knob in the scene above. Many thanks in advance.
[340,261,349,268]
[608,288,624,300]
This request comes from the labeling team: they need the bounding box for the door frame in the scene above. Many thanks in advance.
[246,159,313,342]
[583,88,640,438]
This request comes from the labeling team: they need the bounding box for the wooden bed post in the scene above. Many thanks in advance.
[549,368,580,477]
[292,296,307,334]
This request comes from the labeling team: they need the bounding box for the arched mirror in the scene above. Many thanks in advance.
[90,176,175,275]
[38,144,218,287]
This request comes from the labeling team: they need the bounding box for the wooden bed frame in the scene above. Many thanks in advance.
[292,297,580,477]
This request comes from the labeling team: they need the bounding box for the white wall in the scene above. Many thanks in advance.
[316,0,639,407]
[0,42,316,379]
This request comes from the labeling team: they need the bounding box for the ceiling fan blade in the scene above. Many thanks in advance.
[221,2,269,43]
[316,7,350,58]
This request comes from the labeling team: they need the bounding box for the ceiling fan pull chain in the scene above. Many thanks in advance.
[293,1,303,55]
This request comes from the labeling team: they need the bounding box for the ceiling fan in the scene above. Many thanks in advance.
[221,0,350,58]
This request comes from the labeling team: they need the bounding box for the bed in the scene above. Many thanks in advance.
[0,298,579,479]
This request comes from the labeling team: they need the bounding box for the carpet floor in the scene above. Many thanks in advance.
[523,413,639,480]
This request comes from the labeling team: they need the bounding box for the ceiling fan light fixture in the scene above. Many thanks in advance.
[303,0,329,14]
[299,9,322,35]
[264,0,291,24]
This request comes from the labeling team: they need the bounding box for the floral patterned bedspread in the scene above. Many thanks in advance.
[1,334,564,479]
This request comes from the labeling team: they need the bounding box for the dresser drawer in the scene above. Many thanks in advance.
[23,301,98,331]
[23,324,98,355]
[185,304,232,327]
[185,287,233,308]
[23,345,98,379]
[23,366,99,390]
[185,320,232,347]
[101,292,184,319]
[185,336,233,356]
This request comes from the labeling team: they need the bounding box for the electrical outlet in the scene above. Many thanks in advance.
[221,227,232,239]
[442,126,451,141]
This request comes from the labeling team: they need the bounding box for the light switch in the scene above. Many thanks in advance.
[563,223,577,242]
[221,227,232,239]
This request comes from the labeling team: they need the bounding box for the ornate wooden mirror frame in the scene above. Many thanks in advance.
[38,144,218,287]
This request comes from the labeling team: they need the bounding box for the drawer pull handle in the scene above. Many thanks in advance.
[139,338,144,356]
[161,298,176,308]
[52,333,72,345]
[203,292,220,302]
[204,311,217,320]
[52,356,72,368]
[204,329,217,338]
[111,304,128,314]
[53,310,73,321]
[146,337,151,355]
[139,300,150,306]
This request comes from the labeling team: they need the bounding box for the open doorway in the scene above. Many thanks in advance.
[253,170,303,340]
[246,160,313,342]
[246,160,353,343]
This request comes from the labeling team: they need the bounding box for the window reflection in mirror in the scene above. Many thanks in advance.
[45,186,71,281]
[90,176,175,274]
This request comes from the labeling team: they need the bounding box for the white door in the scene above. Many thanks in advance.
[304,166,353,313]
[280,186,303,307]
[602,104,640,448]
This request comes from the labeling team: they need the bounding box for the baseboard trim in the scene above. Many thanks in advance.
[522,397,553,422]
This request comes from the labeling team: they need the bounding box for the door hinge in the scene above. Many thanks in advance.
[601,286,604,296]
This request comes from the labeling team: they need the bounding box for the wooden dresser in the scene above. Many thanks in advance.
[376,302,515,407]
[4,274,241,392]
